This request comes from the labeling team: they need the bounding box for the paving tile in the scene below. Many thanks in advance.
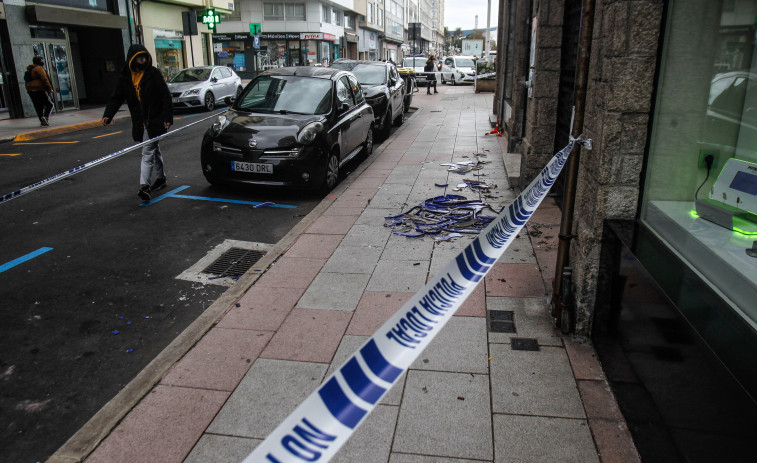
[493,414,599,463]
[489,343,585,418]
[455,280,486,317]
[346,291,414,336]
[332,405,399,463]
[183,434,261,463]
[349,176,388,189]
[284,234,343,259]
[332,195,371,209]
[324,334,406,405]
[496,233,537,264]
[322,205,366,216]
[588,419,641,463]
[410,317,489,374]
[389,454,475,462]
[530,201,562,225]
[484,262,547,297]
[261,308,352,362]
[380,234,435,261]
[161,328,272,391]
[340,224,393,248]
[577,379,624,421]
[254,257,326,289]
[366,259,429,292]
[370,192,412,211]
[322,245,382,274]
[206,359,327,439]
[217,286,304,332]
[393,370,493,460]
[305,214,358,234]
[86,385,229,463]
[355,207,397,226]
[486,296,561,346]
[564,338,606,381]
[296,272,371,311]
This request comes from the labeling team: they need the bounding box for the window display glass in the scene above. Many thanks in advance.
[154,39,185,80]
[642,1,757,328]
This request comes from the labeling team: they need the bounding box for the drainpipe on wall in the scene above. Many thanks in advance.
[551,0,595,333]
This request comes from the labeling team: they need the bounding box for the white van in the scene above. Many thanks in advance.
[441,55,477,85]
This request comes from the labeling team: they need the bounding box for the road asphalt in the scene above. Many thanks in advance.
[1,86,639,463]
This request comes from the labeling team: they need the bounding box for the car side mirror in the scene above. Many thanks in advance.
[224,96,235,105]
[339,102,351,114]
[211,77,218,83]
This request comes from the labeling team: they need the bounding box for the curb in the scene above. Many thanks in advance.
[45,107,414,463]
[8,115,132,143]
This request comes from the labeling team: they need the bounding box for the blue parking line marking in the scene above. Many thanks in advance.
[0,247,53,274]
[139,185,296,208]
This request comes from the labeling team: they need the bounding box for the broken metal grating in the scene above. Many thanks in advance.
[201,247,266,278]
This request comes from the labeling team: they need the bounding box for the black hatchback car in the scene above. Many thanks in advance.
[330,59,406,140]
[200,67,374,192]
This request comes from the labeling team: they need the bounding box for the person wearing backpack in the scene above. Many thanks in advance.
[24,56,54,126]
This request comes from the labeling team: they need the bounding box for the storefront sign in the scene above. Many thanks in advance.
[261,32,300,40]
[300,33,337,42]
[153,29,184,40]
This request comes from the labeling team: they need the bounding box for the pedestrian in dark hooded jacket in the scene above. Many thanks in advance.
[102,44,173,201]
[25,56,54,126]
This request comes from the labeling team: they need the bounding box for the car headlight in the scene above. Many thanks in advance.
[367,93,387,105]
[297,121,324,145]
[211,115,230,137]
[183,89,201,96]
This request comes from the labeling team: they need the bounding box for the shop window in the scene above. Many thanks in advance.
[154,39,185,81]
[264,3,284,20]
[641,2,757,341]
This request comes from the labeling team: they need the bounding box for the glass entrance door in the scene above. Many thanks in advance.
[32,39,78,112]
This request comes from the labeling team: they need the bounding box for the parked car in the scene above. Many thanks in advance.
[441,56,477,85]
[200,67,374,192]
[330,59,406,140]
[168,66,243,111]
[402,56,440,88]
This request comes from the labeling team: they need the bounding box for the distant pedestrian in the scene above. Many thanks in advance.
[424,55,438,95]
[25,56,54,127]
[102,44,173,201]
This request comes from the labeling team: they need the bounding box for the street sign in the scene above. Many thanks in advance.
[253,35,260,49]
[202,9,221,29]
[250,22,261,35]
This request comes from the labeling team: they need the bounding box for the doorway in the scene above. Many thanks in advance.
[32,37,79,112]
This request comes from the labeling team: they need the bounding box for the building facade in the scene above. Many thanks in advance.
[498,0,757,459]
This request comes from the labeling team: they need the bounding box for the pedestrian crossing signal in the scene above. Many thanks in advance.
[202,9,220,29]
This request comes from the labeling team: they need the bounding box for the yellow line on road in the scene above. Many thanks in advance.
[13,141,80,145]
[92,131,123,139]
[0,153,21,156]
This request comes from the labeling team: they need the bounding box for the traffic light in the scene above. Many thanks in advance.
[202,9,221,29]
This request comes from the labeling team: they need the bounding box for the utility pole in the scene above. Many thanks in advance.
[485,0,491,61]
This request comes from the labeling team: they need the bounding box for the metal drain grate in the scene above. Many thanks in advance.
[488,310,516,333]
[201,247,267,278]
[511,338,540,351]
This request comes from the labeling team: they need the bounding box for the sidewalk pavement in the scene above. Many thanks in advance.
[40,86,639,463]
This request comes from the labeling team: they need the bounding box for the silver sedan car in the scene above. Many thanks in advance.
[168,66,243,111]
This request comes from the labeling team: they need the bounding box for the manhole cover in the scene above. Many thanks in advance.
[202,247,267,278]
[488,310,516,333]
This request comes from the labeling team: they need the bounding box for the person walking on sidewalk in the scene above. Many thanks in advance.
[24,56,54,127]
[101,44,172,201]
[424,55,439,95]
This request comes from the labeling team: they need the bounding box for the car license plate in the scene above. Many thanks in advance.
[172,97,180,103]
[231,161,273,174]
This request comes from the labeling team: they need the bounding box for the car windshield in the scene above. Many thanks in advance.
[454,58,475,68]
[236,75,333,115]
[402,57,426,68]
[170,68,212,82]
[346,64,386,85]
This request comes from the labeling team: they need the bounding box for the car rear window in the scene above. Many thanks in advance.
[170,68,211,82]
[236,76,333,115]
[348,64,386,85]
[402,57,425,68]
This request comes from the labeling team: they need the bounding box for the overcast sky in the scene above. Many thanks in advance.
[444,0,499,31]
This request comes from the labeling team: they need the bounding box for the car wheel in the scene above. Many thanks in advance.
[441,75,446,84]
[361,126,374,158]
[452,78,457,86]
[321,151,340,193]
[204,92,215,111]
[393,105,404,126]
[381,110,392,140]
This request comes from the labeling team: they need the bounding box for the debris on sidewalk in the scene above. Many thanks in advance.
[384,194,500,239]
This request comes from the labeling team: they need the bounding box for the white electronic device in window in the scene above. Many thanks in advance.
[695,158,757,235]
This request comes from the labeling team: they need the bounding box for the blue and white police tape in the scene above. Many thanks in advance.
[0,111,223,205]
[243,136,592,463]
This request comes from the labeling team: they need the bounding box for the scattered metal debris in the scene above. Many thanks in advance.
[385,195,501,239]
